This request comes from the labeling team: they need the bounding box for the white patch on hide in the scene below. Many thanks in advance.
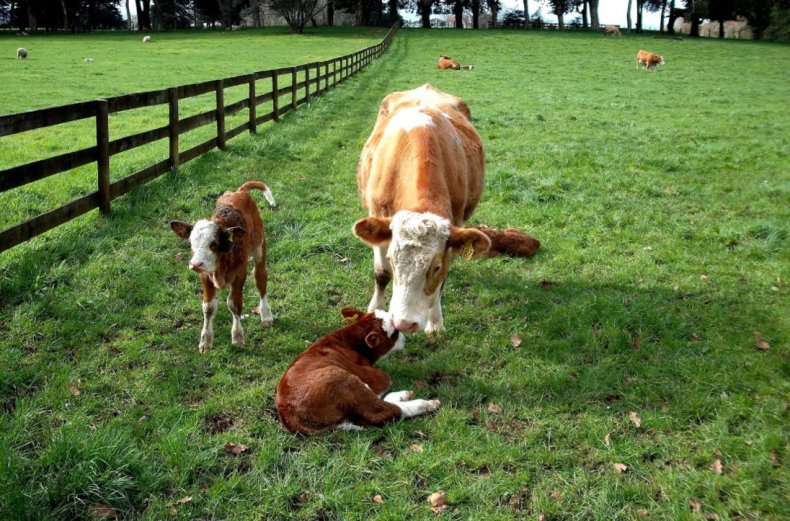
[374,309,396,338]
[383,108,435,138]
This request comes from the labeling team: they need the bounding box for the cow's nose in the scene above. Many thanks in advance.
[189,261,204,272]
[393,318,419,333]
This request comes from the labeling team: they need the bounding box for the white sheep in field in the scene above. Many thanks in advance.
[17,47,27,59]
[142,35,151,43]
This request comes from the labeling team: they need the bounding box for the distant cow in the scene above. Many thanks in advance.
[604,25,622,36]
[16,47,27,59]
[438,55,473,71]
[142,35,151,43]
[636,49,665,70]
[353,84,492,334]
[276,307,440,435]
[170,181,276,353]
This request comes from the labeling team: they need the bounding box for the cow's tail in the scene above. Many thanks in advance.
[238,181,276,207]
[473,225,540,258]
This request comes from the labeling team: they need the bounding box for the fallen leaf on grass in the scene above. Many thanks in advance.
[540,280,555,289]
[549,489,563,501]
[250,307,260,315]
[409,443,424,454]
[689,497,702,513]
[631,335,641,351]
[414,380,428,389]
[613,463,628,473]
[224,442,250,455]
[428,491,448,515]
[635,508,650,517]
[712,448,722,457]
[372,495,384,504]
[754,331,770,350]
[170,496,193,507]
[487,403,502,414]
[770,448,783,467]
[68,386,80,397]
[690,333,701,343]
[604,432,612,447]
[88,503,119,520]
[538,514,545,521]
[510,334,522,348]
[700,274,709,281]
[175,252,184,262]
[628,411,642,428]
[643,246,653,252]
[709,459,723,474]
[745,440,753,446]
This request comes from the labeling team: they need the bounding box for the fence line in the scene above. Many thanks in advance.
[0,23,400,254]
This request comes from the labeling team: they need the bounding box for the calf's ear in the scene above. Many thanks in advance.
[219,226,246,252]
[340,307,365,322]
[448,226,492,259]
[353,217,392,246]
[170,221,193,239]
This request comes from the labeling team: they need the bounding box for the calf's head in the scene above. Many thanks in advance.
[170,220,245,273]
[353,211,490,332]
[340,307,405,360]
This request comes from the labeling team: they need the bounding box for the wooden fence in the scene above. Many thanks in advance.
[0,23,399,254]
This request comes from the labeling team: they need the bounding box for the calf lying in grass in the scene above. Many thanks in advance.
[276,307,441,435]
[170,181,275,353]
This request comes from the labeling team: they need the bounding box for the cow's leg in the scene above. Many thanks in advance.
[367,246,390,312]
[228,275,246,347]
[384,390,442,418]
[424,287,445,334]
[252,245,273,325]
[199,275,217,354]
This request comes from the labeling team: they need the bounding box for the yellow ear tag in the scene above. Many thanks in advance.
[458,240,474,260]
[342,314,359,325]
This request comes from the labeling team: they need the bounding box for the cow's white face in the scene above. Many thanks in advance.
[386,211,452,332]
[188,220,221,273]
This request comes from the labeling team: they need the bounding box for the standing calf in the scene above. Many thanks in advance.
[636,49,665,70]
[170,181,275,353]
[276,307,440,435]
[16,47,27,59]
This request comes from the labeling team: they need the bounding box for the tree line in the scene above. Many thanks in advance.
[1,0,786,39]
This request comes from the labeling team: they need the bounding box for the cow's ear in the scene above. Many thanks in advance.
[219,226,245,252]
[353,217,392,246]
[170,221,193,239]
[448,226,491,259]
[364,332,381,349]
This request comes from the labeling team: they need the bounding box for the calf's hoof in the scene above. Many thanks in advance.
[384,390,415,403]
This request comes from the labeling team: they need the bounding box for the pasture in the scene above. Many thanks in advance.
[1,27,789,520]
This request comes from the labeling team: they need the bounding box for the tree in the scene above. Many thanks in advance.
[626,0,632,31]
[588,0,598,28]
[269,0,325,32]
[135,0,151,29]
[486,0,499,27]
[546,0,572,28]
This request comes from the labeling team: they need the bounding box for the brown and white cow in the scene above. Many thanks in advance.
[170,181,275,353]
[353,84,492,334]
[636,49,665,70]
[276,307,440,435]
[438,55,473,71]
[604,25,622,37]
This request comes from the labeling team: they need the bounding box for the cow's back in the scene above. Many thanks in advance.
[357,84,484,225]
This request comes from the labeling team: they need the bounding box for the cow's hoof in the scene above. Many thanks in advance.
[424,322,445,335]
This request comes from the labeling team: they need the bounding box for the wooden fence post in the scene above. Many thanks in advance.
[96,99,111,214]
[168,88,179,170]
[291,67,297,110]
[249,74,257,134]
[272,72,279,121]
[305,65,310,103]
[216,79,226,150]
[325,62,329,92]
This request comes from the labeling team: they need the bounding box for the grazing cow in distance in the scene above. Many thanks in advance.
[636,49,665,70]
[16,47,27,59]
[142,35,151,43]
[353,84,493,334]
[438,55,473,71]
[276,307,440,435]
[170,181,275,353]
[604,25,622,36]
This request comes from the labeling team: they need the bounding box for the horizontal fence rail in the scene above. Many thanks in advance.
[0,22,400,254]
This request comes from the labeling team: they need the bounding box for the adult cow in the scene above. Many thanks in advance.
[353,84,492,334]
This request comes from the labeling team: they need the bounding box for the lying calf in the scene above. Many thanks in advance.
[170,181,275,353]
[276,308,440,435]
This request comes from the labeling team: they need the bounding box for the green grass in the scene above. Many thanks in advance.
[1,28,789,520]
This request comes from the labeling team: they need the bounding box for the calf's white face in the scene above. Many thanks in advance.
[188,220,221,273]
[374,309,406,355]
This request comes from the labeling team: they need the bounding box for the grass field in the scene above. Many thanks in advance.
[1,27,789,520]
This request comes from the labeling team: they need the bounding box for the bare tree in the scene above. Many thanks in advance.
[269,0,325,32]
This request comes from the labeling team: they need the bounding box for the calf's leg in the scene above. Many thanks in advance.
[252,245,273,325]
[199,275,218,354]
[228,276,245,346]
